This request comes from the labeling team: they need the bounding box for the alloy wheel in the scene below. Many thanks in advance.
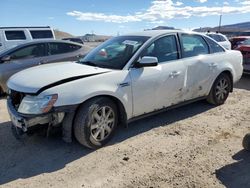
[90,106,115,142]
[215,78,229,101]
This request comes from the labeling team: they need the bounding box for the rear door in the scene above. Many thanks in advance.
[0,43,46,88]
[179,34,221,100]
[45,42,82,63]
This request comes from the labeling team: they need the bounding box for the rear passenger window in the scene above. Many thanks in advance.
[142,35,178,63]
[181,34,209,58]
[205,36,225,53]
[48,43,81,55]
[207,34,220,42]
[5,31,26,40]
[207,34,227,42]
[218,35,226,42]
[30,30,53,39]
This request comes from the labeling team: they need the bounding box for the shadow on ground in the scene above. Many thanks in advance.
[216,150,250,188]
[0,100,213,185]
[234,74,250,90]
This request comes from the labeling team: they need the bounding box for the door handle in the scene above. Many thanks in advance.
[169,71,181,78]
[209,63,217,68]
[119,82,130,87]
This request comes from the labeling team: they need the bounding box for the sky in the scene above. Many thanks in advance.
[1,0,250,36]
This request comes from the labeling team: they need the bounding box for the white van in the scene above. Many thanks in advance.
[0,26,55,52]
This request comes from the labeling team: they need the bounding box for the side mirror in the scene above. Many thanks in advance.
[1,55,11,62]
[135,56,158,68]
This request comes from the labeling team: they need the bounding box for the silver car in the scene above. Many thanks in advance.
[0,40,91,95]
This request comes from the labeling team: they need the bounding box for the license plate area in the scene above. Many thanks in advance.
[9,112,23,129]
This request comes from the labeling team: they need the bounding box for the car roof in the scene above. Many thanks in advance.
[230,36,250,39]
[17,39,83,46]
[63,37,82,40]
[0,26,51,29]
[122,29,196,37]
[0,40,83,56]
[16,39,82,47]
[206,32,225,36]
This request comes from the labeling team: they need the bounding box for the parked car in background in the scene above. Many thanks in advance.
[7,30,243,149]
[206,32,231,50]
[0,40,91,95]
[62,37,84,44]
[0,26,55,53]
[230,36,250,49]
[230,36,250,74]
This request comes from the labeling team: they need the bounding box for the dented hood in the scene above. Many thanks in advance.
[7,62,111,94]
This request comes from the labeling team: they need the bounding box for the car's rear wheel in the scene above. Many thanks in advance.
[207,73,232,105]
[243,133,250,151]
[74,97,118,149]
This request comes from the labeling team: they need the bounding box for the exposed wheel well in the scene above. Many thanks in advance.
[62,95,128,143]
[220,70,233,92]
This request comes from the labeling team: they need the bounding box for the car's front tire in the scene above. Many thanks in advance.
[207,73,232,105]
[74,97,118,149]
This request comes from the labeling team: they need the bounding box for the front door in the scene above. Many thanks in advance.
[130,35,185,117]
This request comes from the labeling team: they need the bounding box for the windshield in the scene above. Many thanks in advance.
[79,36,149,69]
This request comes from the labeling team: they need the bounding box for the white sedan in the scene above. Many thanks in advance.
[206,32,232,50]
[7,30,243,149]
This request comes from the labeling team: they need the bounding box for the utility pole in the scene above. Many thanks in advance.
[218,14,222,32]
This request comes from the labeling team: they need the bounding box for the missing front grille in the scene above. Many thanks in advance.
[10,90,25,110]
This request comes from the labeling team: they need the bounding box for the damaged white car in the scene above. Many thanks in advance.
[7,30,243,149]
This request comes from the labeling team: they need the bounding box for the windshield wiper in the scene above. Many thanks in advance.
[80,61,98,67]
[78,60,116,70]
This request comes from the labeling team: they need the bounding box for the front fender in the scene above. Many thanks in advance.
[39,70,133,119]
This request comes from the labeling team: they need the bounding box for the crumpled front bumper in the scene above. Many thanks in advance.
[7,98,64,134]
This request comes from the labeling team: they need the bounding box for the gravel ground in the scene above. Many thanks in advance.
[0,75,249,188]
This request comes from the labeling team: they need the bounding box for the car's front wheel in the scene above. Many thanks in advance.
[207,73,232,105]
[74,97,118,149]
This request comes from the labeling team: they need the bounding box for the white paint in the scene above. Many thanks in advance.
[7,31,243,120]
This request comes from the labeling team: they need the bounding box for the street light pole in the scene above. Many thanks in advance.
[218,14,222,33]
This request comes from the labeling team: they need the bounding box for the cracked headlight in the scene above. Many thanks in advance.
[18,94,58,114]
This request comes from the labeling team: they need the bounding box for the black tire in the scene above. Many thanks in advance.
[74,97,118,149]
[243,133,250,151]
[207,73,232,105]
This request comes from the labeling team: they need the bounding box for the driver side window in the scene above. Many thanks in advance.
[9,44,46,60]
[142,35,179,63]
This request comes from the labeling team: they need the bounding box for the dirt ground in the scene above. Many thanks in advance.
[0,75,250,188]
